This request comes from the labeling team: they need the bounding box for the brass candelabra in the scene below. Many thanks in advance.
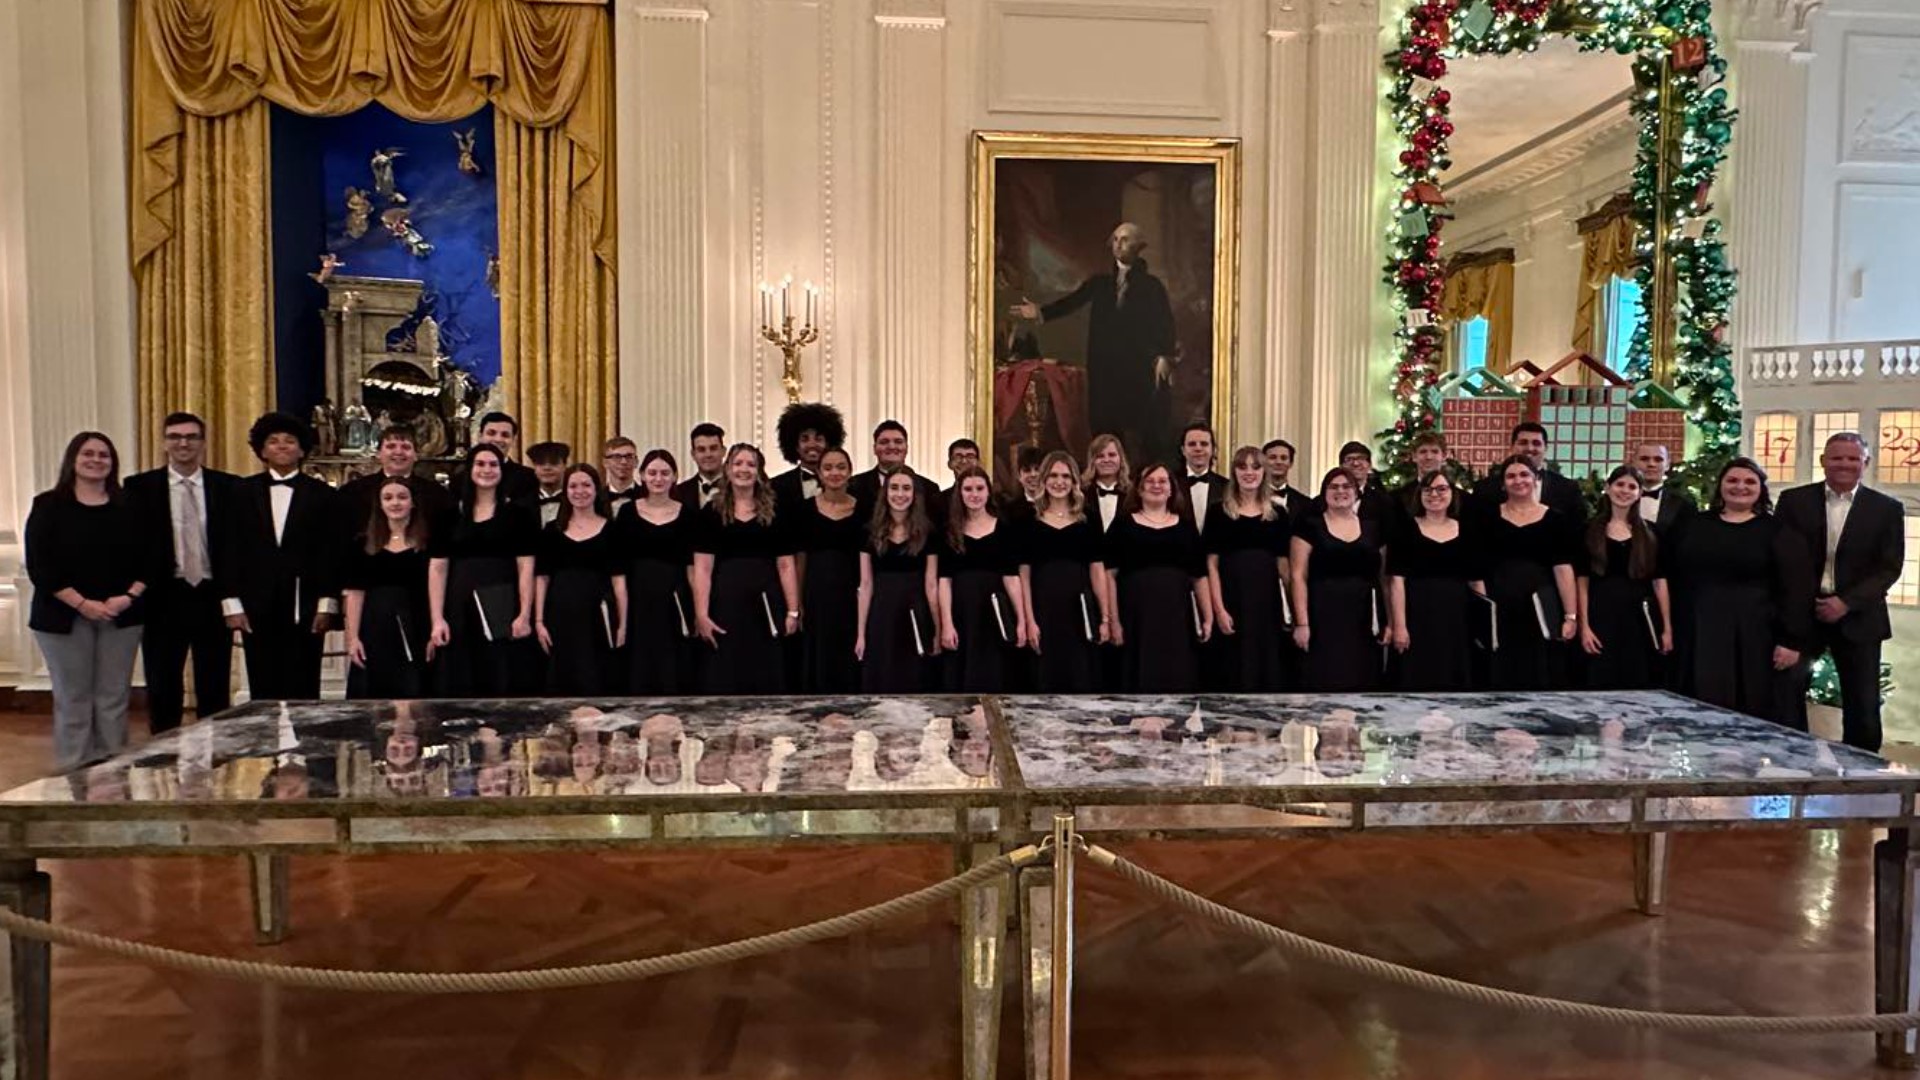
[758,276,820,404]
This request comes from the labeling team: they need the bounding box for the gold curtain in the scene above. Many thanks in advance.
[132,0,615,470]
[1571,197,1640,360]
[1439,250,1515,374]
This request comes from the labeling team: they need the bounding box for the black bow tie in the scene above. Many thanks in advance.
[1097,487,1118,498]
[539,493,561,504]
[801,470,817,481]
[267,477,297,489]
[699,481,717,494]
[1644,488,1662,498]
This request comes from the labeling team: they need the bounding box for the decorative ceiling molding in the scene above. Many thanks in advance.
[1448,95,1636,206]
[632,1,710,21]
[877,0,945,27]
[1728,0,1821,49]
[1314,0,1379,32]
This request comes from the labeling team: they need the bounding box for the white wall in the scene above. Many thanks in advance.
[615,0,1394,482]
[0,0,137,685]
[1797,0,1920,345]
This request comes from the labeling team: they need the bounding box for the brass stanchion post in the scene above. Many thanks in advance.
[1049,813,1074,1080]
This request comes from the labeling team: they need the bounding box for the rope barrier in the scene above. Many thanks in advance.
[0,845,1038,995]
[1083,843,1920,1035]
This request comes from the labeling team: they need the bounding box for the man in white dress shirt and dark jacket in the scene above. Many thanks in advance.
[1776,432,1907,752]
[772,402,846,517]
[217,412,345,701]
[1178,423,1228,532]
[124,411,238,732]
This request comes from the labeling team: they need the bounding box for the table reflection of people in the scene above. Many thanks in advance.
[1313,709,1366,778]
[1009,222,1178,460]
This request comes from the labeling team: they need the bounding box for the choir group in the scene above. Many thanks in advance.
[23,400,1905,773]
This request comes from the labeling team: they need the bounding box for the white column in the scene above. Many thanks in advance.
[1724,0,1818,355]
[617,2,712,446]
[871,2,951,457]
[0,0,134,686]
[1305,0,1382,476]
[1262,0,1313,449]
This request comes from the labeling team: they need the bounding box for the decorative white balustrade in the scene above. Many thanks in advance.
[1746,338,1920,387]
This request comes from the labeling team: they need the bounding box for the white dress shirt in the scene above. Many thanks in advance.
[1093,485,1120,530]
[1638,487,1662,525]
[168,466,210,582]
[1822,484,1856,594]
[1187,472,1212,533]
[268,469,298,543]
[801,470,820,501]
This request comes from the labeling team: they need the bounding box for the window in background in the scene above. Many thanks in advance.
[1453,316,1490,373]
[1893,516,1920,607]
[1599,275,1644,373]
[1751,413,1799,485]
[1879,410,1920,486]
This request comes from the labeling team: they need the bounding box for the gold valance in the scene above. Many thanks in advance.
[1572,195,1642,358]
[132,0,614,470]
[1440,249,1515,375]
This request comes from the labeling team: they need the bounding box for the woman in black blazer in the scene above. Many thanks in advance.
[24,432,153,771]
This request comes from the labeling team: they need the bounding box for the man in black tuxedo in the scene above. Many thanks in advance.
[1469,422,1587,525]
[527,441,571,527]
[939,437,983,510]
[455,412,539,505]
[217,413,345,701]
[1262,438,1308,520]
[771,403,846,516]
[1776,432,1907,752]
[672,422,728,511]
[602,436,642,516]
[850,419,941,521]
[338,425,452,535]
[1178,422,1228,532]
[1313,441,1396,522]
[1010,222,1178,462]
[123,411,238,733]
[1631,442,1695,534]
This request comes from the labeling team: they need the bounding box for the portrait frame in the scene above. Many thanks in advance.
[969,131,1241,473]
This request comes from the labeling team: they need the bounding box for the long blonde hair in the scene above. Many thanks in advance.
[1222,446,1277,521]
[1081,434,1132,495]
[1036,451,1086,520]
[711,443,776,526]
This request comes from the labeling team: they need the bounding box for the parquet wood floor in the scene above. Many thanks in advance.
[0,712,1908,1078]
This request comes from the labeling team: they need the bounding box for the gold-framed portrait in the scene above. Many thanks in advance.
[970,131,1241,477]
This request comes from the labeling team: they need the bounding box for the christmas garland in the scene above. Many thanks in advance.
[1379,0,1739,493]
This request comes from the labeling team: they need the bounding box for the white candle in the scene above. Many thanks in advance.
[780,277,791,325]
[804,281,818,327]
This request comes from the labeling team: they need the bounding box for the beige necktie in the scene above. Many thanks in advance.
[1115,267,1129,308]
[179,481,208,586]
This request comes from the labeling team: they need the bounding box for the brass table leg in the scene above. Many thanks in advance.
[959,840,1007,1080]
[1877,829,1920,1069]
[0,858,51,1080]
[249,853,290,945]
[1634,832,1669,916]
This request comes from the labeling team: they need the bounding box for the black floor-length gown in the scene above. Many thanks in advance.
[345,545,431,699]
[1387,521,1475,692]
[1295,514,1385,692]
[1204,504,1292,691]
[435,504,541,698]
[694,510,794,695]
[942,525,1021,693]
[797,498,865,693]
[1581,536,1663,690]
[1104,516,1205,692]
[863,538,937,693]
[1669,514,1812,722]
[616,504,695,695]
[1022,517,1104,693]
[1479,510,1579,691]
[538,522,623,695]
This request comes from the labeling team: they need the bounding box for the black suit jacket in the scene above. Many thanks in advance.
[123,466,240,583]
[337,470,453,538]
[217,472,346,626]
[1269,485,1310,523]
[771,467,818,518]
[1177,471,1228,529]
[1639,486,1697,535]
[673,474,725,511]
[1775,482,1906,643]
[1084,482,1126,536]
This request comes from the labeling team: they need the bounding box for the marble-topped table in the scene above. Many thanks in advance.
[993,691,1920,1073]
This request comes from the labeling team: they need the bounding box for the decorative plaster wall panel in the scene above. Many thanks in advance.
[987,2,1226,119]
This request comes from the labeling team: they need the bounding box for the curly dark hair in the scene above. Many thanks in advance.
[775,402,846,464]
[247,411,315,457]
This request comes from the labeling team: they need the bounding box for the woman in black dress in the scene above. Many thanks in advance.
[618,448,695,694]
[1105,463,1212,692]
[1021,451,1110,692]
[344,478,432,698]
[1205,446,1292,691]
[939,466,1027,692]
[859,469,940,693]
[1081,434,1132,689]
[1474,455,1579,691]
[430,445,538,697]
[536,464,628,695]
[1668,457,1811,722]
[691,444,801,695]
[1577,465,1672,689]
[1290,467,1385,692]
[797,447,864,692]
[1386,469,1474,691]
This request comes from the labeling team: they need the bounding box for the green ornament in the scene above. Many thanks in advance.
[1399,208,1430,239]
[1461,0,1494,40]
